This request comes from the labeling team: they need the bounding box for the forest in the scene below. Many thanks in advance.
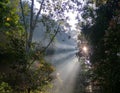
[0,0,120,93]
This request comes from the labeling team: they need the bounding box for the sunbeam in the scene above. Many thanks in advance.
[55,42,76,49]
[46,47,77,57]
[45,48,78,64]
[48,55,80,93]
[53,52,77,65]
[45,44,81,93]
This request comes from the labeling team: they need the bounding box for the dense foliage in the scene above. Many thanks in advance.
[0,0,55,93]
[80,0,120,93]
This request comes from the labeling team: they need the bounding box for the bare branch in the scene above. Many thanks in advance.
[27,24,60,69]
[41,23,61,53]
[28,0,44,52]
[28,0,34,51]
[20,0,28,51]
[33,0,44,29]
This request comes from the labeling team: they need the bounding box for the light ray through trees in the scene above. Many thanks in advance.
[44,42,82,93]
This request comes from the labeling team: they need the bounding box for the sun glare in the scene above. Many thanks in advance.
[83,46,88,53]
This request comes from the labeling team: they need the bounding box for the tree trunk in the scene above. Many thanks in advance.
[28,88,31,93]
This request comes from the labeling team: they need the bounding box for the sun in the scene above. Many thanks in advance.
[83,46,88,53]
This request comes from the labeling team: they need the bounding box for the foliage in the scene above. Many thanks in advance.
[0,26,54,93]
[0,82,13,93]
[80,0,120,93]
[0,0,20,30]
[0,0,55,93]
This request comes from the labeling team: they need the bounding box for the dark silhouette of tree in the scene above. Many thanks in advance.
[80,0,120,93]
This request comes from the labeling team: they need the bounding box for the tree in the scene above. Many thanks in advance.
[0,0,55,93]
[80,0,120,93]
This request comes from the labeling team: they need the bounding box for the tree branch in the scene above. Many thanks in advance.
[28,0,44,53]
[20,0,28,51]
[27,24,60,69]
[27,0,34,52]
[40,24,60,53]
[33,0,44,29]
